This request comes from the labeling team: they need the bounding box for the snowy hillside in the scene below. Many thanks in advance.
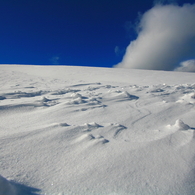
[1,65,195,195]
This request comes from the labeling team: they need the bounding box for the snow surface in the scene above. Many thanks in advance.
[1,65,195,195]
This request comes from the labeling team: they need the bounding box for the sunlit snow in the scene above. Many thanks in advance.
[0,65,195,195]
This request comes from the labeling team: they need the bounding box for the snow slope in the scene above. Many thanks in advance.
[0,65,195,195]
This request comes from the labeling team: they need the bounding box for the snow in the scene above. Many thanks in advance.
[0,175,16,195]
[0,65,195,195]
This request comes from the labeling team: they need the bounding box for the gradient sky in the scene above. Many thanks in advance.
[0,0,194,67]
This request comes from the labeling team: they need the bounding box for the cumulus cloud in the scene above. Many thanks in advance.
[174,59,195,72]
[115,3,195,71]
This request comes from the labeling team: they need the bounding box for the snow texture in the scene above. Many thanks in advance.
[0,65,195,195]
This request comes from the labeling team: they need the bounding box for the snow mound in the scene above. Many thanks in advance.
[0,175,16,195]
[41,96,51,102]
[75,133,95,142]
[74,133,109,145]
[106,90,139,102]
[83,122,101,129]
[174,119,190,130]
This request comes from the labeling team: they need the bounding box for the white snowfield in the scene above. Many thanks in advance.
[0,65,195,195]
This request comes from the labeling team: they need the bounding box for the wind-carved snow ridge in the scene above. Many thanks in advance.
[0,90,46,99]
[0,96,6,100]
[51,88,80,95]
[1,65,195,195]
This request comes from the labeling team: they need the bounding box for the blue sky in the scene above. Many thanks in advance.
[0,0,194,68]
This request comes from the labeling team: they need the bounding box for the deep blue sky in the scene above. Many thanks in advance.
[0,0,194,67]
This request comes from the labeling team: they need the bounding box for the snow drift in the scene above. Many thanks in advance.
[1,65,195,195]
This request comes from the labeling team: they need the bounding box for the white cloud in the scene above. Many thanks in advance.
[174,59,195,72]
[115,4,195,71]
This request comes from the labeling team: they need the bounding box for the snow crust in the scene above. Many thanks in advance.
[0,65,195,195]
